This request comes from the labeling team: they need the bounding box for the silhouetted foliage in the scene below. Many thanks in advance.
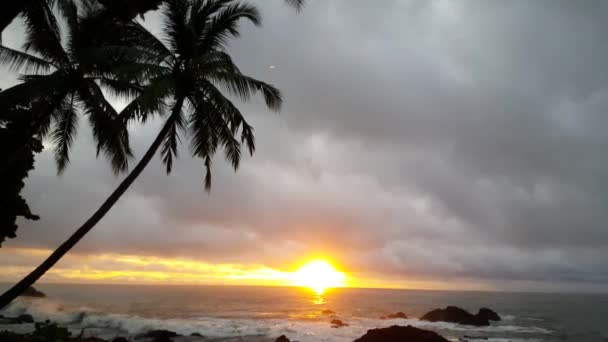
[97,0,165,20]
[0,321,76,342]
[0,104,43,247]
[0,0,134,174]
[0,0,302,308]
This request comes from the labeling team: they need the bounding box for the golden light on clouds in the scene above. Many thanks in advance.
[0,248,349,288]
[0,248,488,291]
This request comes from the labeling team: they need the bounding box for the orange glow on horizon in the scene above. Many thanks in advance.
[0,247,492,291]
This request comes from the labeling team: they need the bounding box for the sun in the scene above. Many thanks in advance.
[290,260,346,294]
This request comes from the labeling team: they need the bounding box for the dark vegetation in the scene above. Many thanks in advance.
[0,103,43,246]
[0,0,303,308]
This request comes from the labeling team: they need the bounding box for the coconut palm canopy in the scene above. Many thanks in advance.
[0,0,290,307]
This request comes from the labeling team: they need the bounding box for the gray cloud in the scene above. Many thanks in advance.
[3,0,608,291]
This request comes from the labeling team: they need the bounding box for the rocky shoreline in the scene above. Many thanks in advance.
[0,304,503,342]
[0,324,451,342]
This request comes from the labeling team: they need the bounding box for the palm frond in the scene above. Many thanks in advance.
[79,80,133,173]
[202,81,255,155]
[0,45,54,73]
[160,97,186,174]
[209,72,282,111]
[108,61,171,85]
[62,0,79,57]
[97,77,143,101]
[203,155,212,191]
[190,50,239,74]
[197,1,261,52]
[188,84,250,176]
[120,22,174,65]
[0,73,70,138]
[119,75,175,123]
[163,0,192,58]
[50,95,78,173]
[22,0,69,67]
[189,0,232,38]
[284,0,305,11]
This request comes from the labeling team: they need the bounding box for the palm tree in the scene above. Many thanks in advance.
[1,1,58,40]
[0,0,282,308]
[0,0,133,174]
[2,0,304,37]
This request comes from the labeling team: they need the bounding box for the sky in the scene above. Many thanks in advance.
[2,0,608,293]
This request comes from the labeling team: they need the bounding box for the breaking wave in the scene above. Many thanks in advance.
[0,298,553,342]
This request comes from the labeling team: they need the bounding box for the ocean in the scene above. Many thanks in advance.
[0,284,607,341]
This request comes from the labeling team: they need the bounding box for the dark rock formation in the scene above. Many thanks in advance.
[83,337,105,342]
[476,308,501,321]
[354,325,450,342]
[135,329,179,342]
[330,319,349,328]
[110,338,130,342]
[275,335,290,342]
[16,314,34,323]
[0,314,34,324]
[190,332,204,337]
[20,286,45,298]
[420,306,489,326]
[321,309,336,315]
[386,312,408,319]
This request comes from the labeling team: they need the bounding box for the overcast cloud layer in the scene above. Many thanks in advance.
[2,0,608,292]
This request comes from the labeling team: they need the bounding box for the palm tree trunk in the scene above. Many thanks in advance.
[0,106,182,309]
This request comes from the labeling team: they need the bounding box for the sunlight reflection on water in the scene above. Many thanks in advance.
[312,294,326,305]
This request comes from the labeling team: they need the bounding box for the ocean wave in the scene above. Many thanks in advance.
[0,299,551,342]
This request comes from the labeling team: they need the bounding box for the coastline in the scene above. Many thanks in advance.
[1,285,606,341]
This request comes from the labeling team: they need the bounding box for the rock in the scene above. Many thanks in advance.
[16,314,34,323]
[0,314,35,324]
[275,335,290,342]
[190,332,204,337]
[135,329,179,342]
[321,309,336,315]
[20,286,45,298]
[420,306,489,327]
[386,312,408,319]
[354,325,449,342]
[83,338,105,342]
[330,319,349,328]
[476,308,501,321]
[110,338,130,342]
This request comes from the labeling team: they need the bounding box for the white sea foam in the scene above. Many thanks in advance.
[0,299,550,342]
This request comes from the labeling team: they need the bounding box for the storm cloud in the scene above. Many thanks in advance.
[2,0,608,292]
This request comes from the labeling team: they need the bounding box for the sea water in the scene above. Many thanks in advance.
[1,284,607,341]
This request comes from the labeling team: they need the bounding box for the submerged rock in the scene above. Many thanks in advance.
[330,319,349,328]
[275,335,291,342]
[476,308,501,321]
[385,312,408,319]
[20,286,45,298]
[354,325,449,342]
[321,309,336,315]
[421,306,489,326]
